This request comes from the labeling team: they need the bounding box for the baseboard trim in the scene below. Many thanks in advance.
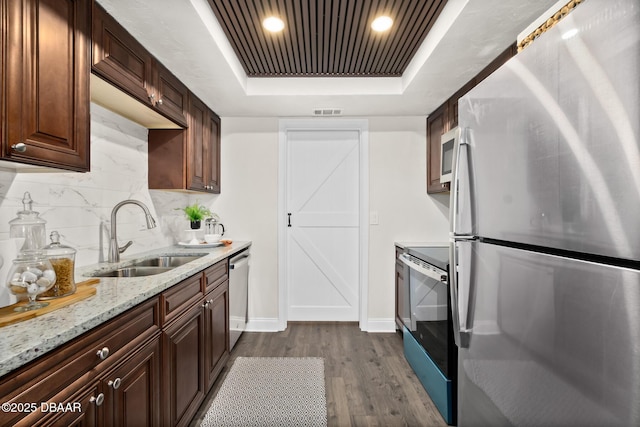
[364,318,397,333]
[246,318,283,332]
[246,317,397,333]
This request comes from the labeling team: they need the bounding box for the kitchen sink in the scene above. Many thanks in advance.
[130,255,204,268]
[92,266,173,277]
[90,254,205,278]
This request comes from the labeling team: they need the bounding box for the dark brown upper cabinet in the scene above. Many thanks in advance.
[426,104,450,194]
[426,44,517,194]
[92,2,188,128]
[2,0,91,171]
[148,93,221,194]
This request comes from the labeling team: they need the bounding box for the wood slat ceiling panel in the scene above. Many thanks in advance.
[207,0,448,77]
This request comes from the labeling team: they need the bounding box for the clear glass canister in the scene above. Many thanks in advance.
[6,255,56,311]
[39,231,76,299]
[9,192,47,256]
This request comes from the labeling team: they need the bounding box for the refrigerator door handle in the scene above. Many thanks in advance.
[449,127,473,236]
[450,240,472,348]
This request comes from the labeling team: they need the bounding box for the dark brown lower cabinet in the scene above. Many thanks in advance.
[162,302,206,427]
[43,335,161,427]
[204,281,230,390]
[0,258,231,427]
[106,336,162,426]
[45,382,101,427]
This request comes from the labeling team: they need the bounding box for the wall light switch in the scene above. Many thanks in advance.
[369,211,379,225]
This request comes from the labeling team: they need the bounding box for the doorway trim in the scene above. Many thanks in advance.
[278,118,369,331]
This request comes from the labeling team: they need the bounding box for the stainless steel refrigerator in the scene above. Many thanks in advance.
[449,0,640,425]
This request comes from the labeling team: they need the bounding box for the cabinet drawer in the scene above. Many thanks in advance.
[0,298,159,426]
[161,274,204,326]
[204,259,228,293]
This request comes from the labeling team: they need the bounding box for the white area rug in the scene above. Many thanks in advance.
[201,357,327,427]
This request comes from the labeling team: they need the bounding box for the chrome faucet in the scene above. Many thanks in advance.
[108,200,157,263]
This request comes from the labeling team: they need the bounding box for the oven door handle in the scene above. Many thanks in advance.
[399,254,448,283]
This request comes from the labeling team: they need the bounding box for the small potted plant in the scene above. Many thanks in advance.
[177,202,212,229]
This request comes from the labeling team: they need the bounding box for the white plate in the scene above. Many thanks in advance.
[177,241,223,248]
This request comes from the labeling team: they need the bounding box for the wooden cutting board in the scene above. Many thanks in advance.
[0,278,100,327]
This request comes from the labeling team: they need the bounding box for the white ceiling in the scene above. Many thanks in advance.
[96,0,558,118]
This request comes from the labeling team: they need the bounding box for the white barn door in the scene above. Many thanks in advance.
[285,127,361,321]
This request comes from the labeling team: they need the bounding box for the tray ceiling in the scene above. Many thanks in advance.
[207,0,448,77]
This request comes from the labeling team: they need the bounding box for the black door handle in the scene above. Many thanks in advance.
[287,213,292,227]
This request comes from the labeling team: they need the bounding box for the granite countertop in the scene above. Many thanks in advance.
[0,241,251,378]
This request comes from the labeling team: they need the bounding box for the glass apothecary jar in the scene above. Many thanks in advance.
[6,256,56,311]
[9,192,46,256]
[39,231,76,299]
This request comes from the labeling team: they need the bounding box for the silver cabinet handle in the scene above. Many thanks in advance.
[108,378,122,390]
[96,347,110,360]
[11,143,27,152]
[90,393,105,406]
[157,98,163,105]
[202,301,209,308]
[149,93,155,101]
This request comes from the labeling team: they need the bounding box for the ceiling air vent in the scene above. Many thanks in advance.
[313,108,342,116]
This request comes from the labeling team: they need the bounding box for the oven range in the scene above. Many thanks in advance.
[399,245,456,425]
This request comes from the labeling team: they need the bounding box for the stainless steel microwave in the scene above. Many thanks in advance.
[440,126,459,184]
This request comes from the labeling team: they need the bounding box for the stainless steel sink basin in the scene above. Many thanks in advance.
[130,255,204,268]
[92,266,173,277]
[91,254,205,277]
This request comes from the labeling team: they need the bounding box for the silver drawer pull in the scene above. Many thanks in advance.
[90,393,105,406]
[108,378,122,390]
[96,347,110,360]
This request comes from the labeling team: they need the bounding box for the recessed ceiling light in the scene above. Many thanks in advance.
[263,16,285,33]
[371,16,393,32]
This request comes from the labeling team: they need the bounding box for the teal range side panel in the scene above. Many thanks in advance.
[403,326,453,425]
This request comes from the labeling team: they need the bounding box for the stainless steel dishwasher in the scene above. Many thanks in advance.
[229,249,250,349]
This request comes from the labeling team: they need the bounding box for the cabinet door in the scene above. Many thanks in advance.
[155,63,188,127]
[162,304,205,427]
[186,94,207,192]
[3,0,90,171]
[42,382,102,427]
[426,104,450,194]
[204,281,229,390]
[204,109,221,193]
[92,2,154,106]
[104,336,161,427]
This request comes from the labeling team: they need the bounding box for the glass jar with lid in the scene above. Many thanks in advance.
[39,231,76,299]
[9,192,47,256]
[5,255,56,311]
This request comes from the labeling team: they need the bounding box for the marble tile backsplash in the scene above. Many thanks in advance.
[0,103,216,269]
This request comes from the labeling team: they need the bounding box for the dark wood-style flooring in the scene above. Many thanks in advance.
[191,322,448,426]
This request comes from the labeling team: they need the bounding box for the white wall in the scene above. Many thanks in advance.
[368,117,450,325]
[214,116,449,330]
[210,118,280,328]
